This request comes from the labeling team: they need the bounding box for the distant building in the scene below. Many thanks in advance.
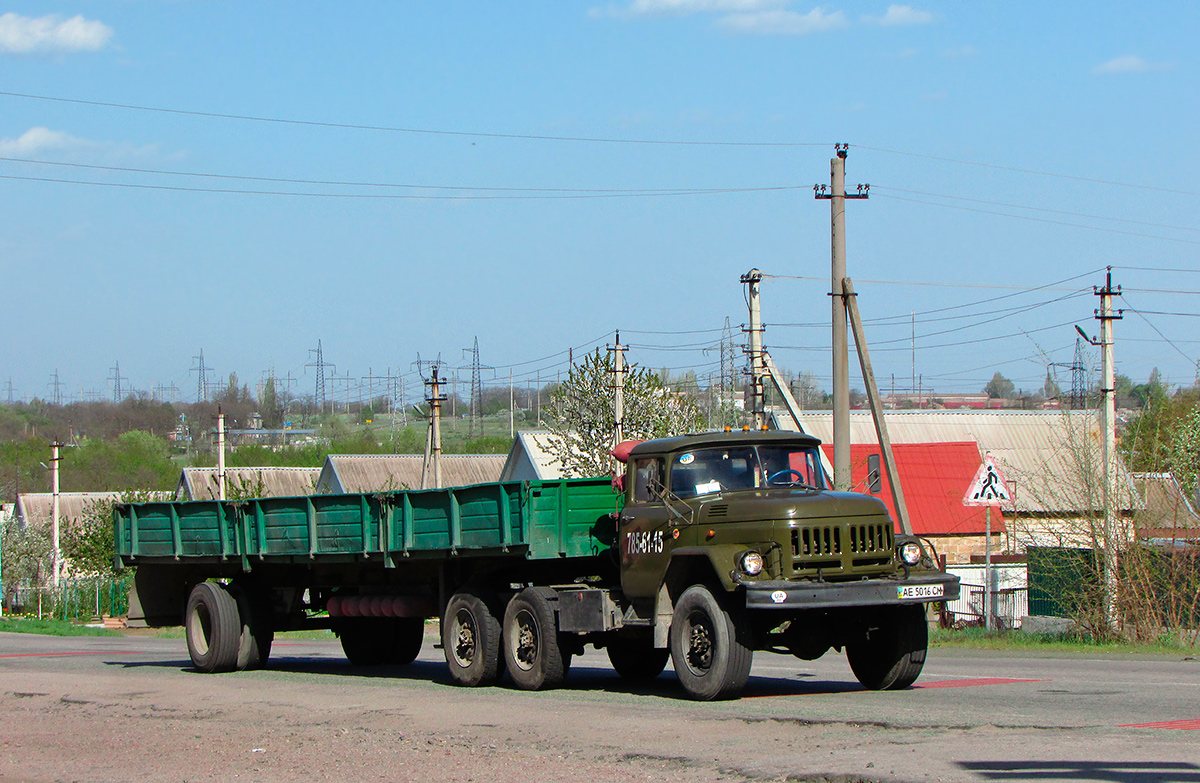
[175,467,321,500]
[315,454,506,494]
[500,431,566,482]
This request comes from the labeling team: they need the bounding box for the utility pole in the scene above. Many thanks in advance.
[741,270,767,429]
[1096,267,1122,629]
[815,144,869,490]
[216,407,226,501]
[50,441,62,587]
[423,367,447,489]
[609,332,628,449]
[509,369,515,438]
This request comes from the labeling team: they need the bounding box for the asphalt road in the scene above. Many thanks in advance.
[1,630,1197,783]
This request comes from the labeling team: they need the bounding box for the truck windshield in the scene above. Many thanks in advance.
[668,444,827,499]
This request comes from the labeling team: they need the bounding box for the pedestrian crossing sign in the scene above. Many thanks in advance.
[963,455,1013,506]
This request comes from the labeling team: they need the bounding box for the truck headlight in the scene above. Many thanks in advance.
[899,541,923,566]
[738,551,765,576]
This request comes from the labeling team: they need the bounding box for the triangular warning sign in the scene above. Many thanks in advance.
[963,455,1013,506]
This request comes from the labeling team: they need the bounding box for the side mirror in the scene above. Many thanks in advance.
[867,453,882,494]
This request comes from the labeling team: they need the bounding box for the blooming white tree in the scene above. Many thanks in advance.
[545,349,703,478]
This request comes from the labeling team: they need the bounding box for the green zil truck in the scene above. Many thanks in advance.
[115,431,958,700]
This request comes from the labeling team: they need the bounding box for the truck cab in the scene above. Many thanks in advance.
[611,430,959,699]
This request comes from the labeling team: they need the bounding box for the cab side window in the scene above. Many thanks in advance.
[632,457,665,503]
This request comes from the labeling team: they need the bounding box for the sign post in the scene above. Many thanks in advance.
[963,454,1013,631]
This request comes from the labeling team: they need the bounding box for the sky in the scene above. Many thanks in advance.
[2,1,1198,409]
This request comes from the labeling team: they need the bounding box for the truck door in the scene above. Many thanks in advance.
[619,455,674,605]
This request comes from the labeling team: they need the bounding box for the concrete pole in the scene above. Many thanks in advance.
[431,368,443,489]
[830,151,850,490]
[1098,267,1121,629]
[742,270,766,430]
[611,332,627,448]
[51,442,61,588]
[509,369,514,439]
[217,407,226,501]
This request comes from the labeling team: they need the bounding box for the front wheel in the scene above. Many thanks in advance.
[503,587,569,691]
[846,605,928,690]
[669,585,753,701]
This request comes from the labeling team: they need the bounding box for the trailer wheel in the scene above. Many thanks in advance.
[846,605,928,690]
[185,582,241,673]
[229,584,274,671]
[443,590,503,687]
[606,637,670,681]
[503,587,569,691]
[669,585,753,701]
[338,618,425,666]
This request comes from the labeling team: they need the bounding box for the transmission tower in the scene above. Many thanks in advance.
[460,337,494,438]
[48,370,64,406]
[4,378,15,404]
[720,316,736,398]
[307,340,334,414]
[192,350,212,403]
[109,361,128,403]
[1071,338,1088,409]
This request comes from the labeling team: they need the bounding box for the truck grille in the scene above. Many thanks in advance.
[791,521,895,575]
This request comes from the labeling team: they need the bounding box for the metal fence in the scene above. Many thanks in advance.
[3,575,132,622]
[944,564,1029,629]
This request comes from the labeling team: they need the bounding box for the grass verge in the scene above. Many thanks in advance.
[931,626,1197,655]
[0,616,122,637]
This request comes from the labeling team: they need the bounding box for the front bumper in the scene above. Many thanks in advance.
[737,571,960,611]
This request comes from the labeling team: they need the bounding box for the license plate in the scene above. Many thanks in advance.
[897,584,944,600]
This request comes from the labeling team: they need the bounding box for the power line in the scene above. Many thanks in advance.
[872,185,1200,234]
[857,144,1200,198]
[872,192,1200,246]
[0,90,830,148]
[0,155,795,196]
[0,172,799,200]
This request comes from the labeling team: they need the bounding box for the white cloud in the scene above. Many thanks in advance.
[717,7,847,35]
[590,0,784,18]
[0,126,168,161]
[0,12,113,54]
[0,127,94,156]
[864,5,933,26]
[1092,55,1170,75]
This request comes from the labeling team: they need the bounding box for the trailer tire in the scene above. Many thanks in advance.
[185,582,241,674]
[669,585,753,701]
[443,590,503,687]
[846,605,927,690]
[338,617,425,666]
[503,587,569,691]
[607,637,670,681]
[229,584,274,671]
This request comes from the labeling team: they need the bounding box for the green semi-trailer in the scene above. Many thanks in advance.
[115,430,958,700]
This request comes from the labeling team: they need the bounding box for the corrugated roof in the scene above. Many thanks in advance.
[779,409,1137,514]
[318,454,506,493]
[177,467,321,500]
[1133,472,1200,537]
[15,491,170,528]
[821,441,1005,536]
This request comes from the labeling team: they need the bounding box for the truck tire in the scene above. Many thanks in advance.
[229,584,274,671]
[669,585,753,701]
[503,587,569,691]
[338,617,425,666]
[606,637,670,681]
[443,590,503,687]
[185,582,241,673]
[846,605,928,690]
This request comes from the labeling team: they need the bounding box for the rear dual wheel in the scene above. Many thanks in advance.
[443,589,504,687]
[185,582,273,673]
[503,587,571,691]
